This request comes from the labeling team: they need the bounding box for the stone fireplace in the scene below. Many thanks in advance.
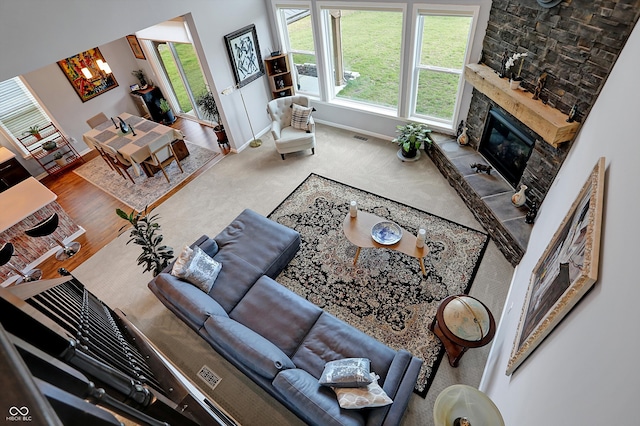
[479,108,535,189]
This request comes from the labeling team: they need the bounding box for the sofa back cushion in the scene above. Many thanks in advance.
[229,275,322,357]
[291,313,396,381]
[213,209,300,278]
[207,250,264,312]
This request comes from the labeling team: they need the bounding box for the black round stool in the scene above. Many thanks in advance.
[0,242,42,283]
[25,213,81,261]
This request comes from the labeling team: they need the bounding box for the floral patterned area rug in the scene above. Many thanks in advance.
[268,173,489,397]
[73,142,219,212]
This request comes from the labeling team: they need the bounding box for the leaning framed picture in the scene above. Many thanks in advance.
[224,24,265,87]
[506,157,606,375]
[57,47,119,102]
[126,35,146,60]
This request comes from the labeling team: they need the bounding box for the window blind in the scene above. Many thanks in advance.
[0,77,52,156]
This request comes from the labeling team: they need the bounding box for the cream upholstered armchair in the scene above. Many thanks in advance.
[267,95,316,160]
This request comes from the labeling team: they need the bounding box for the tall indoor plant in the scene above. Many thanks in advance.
[116,206,174,276]
[196,90,229,151]
[392,122,434,159]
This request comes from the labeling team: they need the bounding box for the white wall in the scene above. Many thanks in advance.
[0,0,274,174]
[480,19,640,425]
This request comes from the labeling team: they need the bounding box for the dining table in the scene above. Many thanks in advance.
[82,112,185,176]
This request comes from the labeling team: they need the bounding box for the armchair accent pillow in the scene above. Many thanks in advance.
[319,358,372,388]
[332,372,393,409]
[290,103,313,130]
[171,245,222,293]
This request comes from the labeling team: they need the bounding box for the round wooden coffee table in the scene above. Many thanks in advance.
[342,211,428,276]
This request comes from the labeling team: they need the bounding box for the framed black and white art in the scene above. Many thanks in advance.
[224,24,265,88]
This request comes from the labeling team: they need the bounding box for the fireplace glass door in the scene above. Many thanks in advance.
[479,108,535,189]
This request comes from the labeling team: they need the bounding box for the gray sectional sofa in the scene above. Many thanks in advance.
[148,209,422,426]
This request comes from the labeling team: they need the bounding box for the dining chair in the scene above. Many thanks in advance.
[143,139,183,184]
[84,137,115,171]
[86,112,109,129]
[100,143,136,184]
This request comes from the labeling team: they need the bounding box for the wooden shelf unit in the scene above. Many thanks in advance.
[17,122,83,176]
[265,53,295,99]
[464,63,580,147]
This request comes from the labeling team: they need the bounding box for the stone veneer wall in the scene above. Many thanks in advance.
[462,0,640,205]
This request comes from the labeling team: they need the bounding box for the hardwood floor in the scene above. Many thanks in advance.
[33,117,223,281]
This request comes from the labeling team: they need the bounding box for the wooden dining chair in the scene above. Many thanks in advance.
[100,143,136,184]
[86,112,109,129]
[143,139,183,184]
[85,137,115,171]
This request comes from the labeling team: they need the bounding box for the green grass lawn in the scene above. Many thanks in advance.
[288,11,471,120]
[159,43,206,114]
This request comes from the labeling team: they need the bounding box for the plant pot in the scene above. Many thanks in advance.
[214,125,227,143]
[33,132,42,141]
[218,141,231,155]
[54,158,67,167]
[163,110,176,125]
[42,141,57,151]
[401,147,418,159]
[509,79,521,90]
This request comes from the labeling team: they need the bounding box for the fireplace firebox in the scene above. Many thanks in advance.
[479,108,535,189]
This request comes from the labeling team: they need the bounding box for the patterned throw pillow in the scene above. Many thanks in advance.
[333,373,393,409]
[171,245,222,293]
[319,358,372,388]
[290,103,313,130]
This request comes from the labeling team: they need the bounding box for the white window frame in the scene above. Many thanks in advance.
[273,2,319,97]
[316,2,407,116]
[408,4,479,128]
[0,76,56,158]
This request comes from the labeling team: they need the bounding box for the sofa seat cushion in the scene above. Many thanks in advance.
[273,369,365,426]
[213,209,301,278]
[229,275,322,356]
[203,315,295,380]
[151,273,228,327]
[292,313,396,382]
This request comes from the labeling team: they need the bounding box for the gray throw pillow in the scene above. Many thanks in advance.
[319,358,372,388]
[171,245,222,293]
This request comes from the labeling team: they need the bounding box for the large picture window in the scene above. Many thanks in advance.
[413,11,474,125]
[323,8,403,111]
[276,7,318,96]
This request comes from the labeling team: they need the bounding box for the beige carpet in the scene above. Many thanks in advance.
[72,124,514,425]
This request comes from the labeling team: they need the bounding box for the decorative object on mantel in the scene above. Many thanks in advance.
[392,122,433,160]
[507,157,605,375]
[511,184,528,207]
[470,163,492,175]
[498,50,509,78]
[457,126,469,145]
[567,104,578,123]
[506,52,528,90]
[525,202,538,224]
[532,72,548,100]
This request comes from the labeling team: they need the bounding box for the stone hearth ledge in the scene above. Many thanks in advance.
[428,134,532,266]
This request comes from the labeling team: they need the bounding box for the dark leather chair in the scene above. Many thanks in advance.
[0,242,42,283]
[25,213,81,261]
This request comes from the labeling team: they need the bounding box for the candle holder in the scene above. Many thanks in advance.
[416,228,426,248]
[349,200,358,218]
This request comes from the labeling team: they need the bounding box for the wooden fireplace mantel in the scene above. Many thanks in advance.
[464,63,580,147]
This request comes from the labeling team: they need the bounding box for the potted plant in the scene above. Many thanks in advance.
[23,125,42,140]
[42,140,57,151]
[158,99,176,124]
[53,151,66,167]
[196,90,228,148]
[506,52,528,90]
[131,69,148,88]
[392,122,434,159]
[116,206,174,277]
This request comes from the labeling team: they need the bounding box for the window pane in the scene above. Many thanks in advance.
[174,43,206,112]
[333,10,402,109]
[415,70,459,121]
[282,8,318,95]
[420,16,472,69]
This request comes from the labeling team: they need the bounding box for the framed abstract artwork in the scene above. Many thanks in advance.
[126,35,146,60]
[224,24,265,87]
[506,157,606,375]
[57,47,118,102]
